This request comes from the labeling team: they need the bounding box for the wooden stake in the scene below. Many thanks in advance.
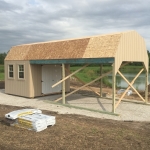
[52,64,89,88]
[118,70,145,102]
[115,68,144,109]
[55,70,112,102]
[62,64,65,104]
[112,63,116,113]
[100,64,103,97]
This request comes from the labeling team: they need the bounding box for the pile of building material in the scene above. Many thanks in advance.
[5,109,55,132]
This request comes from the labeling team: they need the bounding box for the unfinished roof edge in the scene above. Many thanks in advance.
[13,30,132,47]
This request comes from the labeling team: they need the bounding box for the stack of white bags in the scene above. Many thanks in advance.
[5,109,56,132]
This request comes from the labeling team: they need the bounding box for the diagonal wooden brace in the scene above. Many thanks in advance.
[115,68,144,109]
[65,68,100,96]
[117,70,145,103]
[54,62,130,102]
[52,64,89,88]
[55,70,112,102]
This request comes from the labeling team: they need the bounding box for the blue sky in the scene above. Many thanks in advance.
[0,0,150,52]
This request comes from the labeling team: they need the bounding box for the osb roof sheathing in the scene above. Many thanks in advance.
[5,32,122,60]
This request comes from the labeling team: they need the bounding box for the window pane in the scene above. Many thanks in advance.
[19,65,24,71]
[19,72,24,78]
[9,65,13,71]
[9,72,13,78]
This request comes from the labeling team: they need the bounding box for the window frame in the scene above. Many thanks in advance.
[18,64,25,80]
[8,64,14,79]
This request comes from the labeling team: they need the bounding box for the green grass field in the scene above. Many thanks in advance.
[0,65,149,83]
[0,65,4,80]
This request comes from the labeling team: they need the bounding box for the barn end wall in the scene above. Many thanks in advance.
[5,60,31,97]
[115,31,149,74]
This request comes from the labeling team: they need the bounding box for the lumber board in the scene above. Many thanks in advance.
[55,70,112,102]
[66,68,100,96]
[118,70,145,102]
[52,64,89,88]
[115,68,144,109]
[62,64,65,104]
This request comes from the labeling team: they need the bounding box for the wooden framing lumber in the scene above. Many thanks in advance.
[62,64,65,104]
[65,68,100,96]
[112,63,116,113]
[55,70,112,102]
[115,68,144,109]
[118,70,145,102]
[100,64,103,97]
[145,69,148,103]
[55,62,130,103]
[52,64,89,88]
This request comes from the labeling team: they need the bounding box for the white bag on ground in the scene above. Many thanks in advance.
[5,109,42,120]
[18,114,47,132]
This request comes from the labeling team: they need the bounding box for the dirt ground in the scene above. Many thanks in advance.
[0,81,150,149]
[0,105,150,150]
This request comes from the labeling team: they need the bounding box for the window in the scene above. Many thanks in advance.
[18,65,24,79]
[8,65,13,78]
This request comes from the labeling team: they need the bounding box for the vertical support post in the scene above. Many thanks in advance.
[62,64,65,104]
[112,63,116,113]
[100,64,103,97]
[145,69,148,103]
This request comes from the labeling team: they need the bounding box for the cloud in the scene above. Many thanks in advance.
[0,0,150,52]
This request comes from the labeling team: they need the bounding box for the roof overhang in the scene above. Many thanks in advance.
[30,58,114,65]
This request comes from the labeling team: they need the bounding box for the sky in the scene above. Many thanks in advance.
[0,0,150,53]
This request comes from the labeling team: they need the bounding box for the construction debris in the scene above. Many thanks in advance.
[117,89,132,96]
[5,109,55,132]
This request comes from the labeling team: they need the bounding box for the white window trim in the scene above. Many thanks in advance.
[8,64,14,79]
[18,64,25,80]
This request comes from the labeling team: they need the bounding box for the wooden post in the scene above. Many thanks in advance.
[112,63,116,113]
[100,64,103,97]
[62,64,65,104]
[55,70,112,102]
[145,69,148,103]
[55,62,130,103]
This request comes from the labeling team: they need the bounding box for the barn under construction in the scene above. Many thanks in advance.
[5,30,149,113]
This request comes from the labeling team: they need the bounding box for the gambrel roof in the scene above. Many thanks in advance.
[5,30,148,72]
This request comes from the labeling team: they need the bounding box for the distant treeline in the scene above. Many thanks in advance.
[0,52,7,64]
[0,50,150,65]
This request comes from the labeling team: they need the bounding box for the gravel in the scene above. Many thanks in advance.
[0,89,150,121]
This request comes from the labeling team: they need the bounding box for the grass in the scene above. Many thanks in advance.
[0,65,4,81]
[70,65,150,88]
[0,64,149,83]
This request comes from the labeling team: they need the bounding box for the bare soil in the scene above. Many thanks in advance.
[0,105,150,150]
[0,81,150,149]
